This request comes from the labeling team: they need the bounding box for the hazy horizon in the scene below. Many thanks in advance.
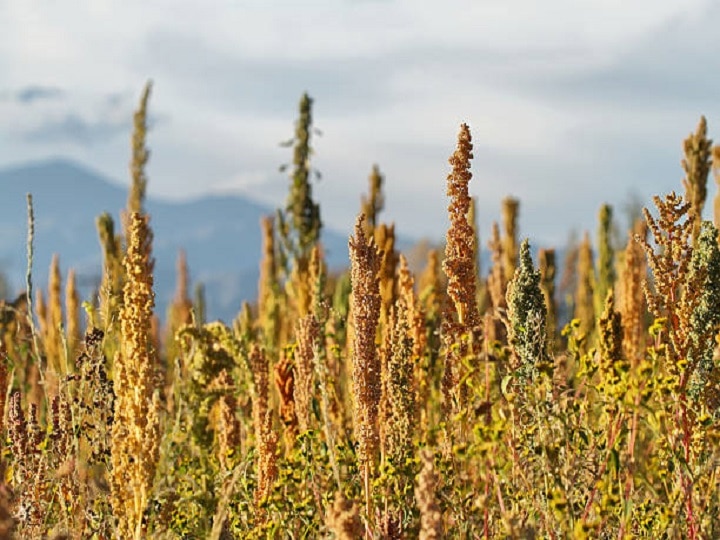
[2,0,719,248]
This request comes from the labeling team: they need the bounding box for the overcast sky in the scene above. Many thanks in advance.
[1,0,718,248]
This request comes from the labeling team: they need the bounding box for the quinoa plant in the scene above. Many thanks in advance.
[2,88,720,539]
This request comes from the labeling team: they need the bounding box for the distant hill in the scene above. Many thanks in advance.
[0,158,351,322]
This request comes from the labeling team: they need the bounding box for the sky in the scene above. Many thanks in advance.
[1,0,719,249]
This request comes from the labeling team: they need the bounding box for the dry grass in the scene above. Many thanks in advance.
[0,90,719,539]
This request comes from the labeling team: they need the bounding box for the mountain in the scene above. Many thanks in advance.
[0,158,351,322]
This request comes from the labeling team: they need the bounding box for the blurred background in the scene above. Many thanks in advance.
[0,0,717,320]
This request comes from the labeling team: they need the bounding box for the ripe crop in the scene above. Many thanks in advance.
[1,86,719,539]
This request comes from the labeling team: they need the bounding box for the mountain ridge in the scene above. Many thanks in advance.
[0,158,352,322]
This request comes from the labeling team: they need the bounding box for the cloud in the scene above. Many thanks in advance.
[22,113,130,146]
[16,85,65,104]
[504,5,720,112]
[137,30,402,117]
[11,87,167,149]
[0,85,65,105]
[137,26,580,122]
[0,0,715,247]
[104,91,132,110]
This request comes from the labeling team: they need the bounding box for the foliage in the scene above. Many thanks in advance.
[2,94,720,540]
